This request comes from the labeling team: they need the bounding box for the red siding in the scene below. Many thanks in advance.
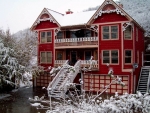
[35,21,58,30]
[38,29,55,69]
[93,12,128,24]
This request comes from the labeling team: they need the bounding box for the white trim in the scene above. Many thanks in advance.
[33,27,59,31]
[102,49,119,65]
[101,24,119,40]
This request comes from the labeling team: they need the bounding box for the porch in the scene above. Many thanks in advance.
[54,60,98,70]
[55,37,98,48]
[54,48,98,70]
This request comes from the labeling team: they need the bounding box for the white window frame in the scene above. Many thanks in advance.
[102,50,119,64]
[124,50,132,64]
[40,51,52,64]
[40,31,52,43]
[136,27,138,41]
[102,25,119,40]
[124,26,132,40]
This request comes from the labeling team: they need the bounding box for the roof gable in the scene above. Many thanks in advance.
[87,0,144,31]
[31,8,62,30]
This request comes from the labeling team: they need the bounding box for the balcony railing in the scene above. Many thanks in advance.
[55,37,98,47]
[54,60,98,70]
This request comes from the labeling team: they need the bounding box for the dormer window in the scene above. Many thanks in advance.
[40,31,52,43]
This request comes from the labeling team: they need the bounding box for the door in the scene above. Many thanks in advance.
[71,51,77,65]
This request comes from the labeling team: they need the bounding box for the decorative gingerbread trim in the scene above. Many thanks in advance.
[54,29,60,36]
[122,22,133,31]
[90,25,98,32]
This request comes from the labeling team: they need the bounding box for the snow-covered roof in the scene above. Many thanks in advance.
[47,8,96,27]
[31,0,144,31]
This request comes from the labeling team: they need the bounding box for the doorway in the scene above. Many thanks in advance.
[71,51,77,65]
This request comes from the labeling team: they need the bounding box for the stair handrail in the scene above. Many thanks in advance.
[47,60,69,90]
[146,68,150,93]
[58,60,81,91]
[136,67,143,92]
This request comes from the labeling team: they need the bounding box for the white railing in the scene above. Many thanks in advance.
[54,60,68,66]
[58,60,81,91]
[81,60,98,69]
[146,69,150,93]
[55,37,98,46]
[47,60,69,91]
[54,60,98,69]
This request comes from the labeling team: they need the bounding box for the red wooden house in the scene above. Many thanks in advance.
[31,0,146,94]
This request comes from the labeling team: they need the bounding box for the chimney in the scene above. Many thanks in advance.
[118,2,123,8]
[66,9,73,14]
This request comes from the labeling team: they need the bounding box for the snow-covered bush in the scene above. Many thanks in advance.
[0,41,25,91]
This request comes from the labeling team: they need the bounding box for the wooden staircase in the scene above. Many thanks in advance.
[137,66,150,94]
[47,60,81,98]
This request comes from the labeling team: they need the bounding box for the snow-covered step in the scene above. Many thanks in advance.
[137,66,150,94]
[47,60,81,98]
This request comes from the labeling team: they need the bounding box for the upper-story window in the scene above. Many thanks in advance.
[102,25,118,40]
[102,50,118,64]
[136,28,138,41]
[124,26,132,40]
[125,50,132,64]
[40,31,52,43]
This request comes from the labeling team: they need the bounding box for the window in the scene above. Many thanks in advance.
[85,51,92,60]
[57,31,63,39]
[124,26,132,39]
[40,52,52,63]
[125,50,132,64]
[56,51,63,60]
[136,28,138,41]
[102,50,118,64]
[137,51,139,64]
[102,26,118,39]
[40,31,52,43]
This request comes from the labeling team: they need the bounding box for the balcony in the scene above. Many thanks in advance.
[55,37,98,49]
[54,60,98,71]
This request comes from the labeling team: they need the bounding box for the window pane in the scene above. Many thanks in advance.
[111,51,118,63]
[111,33,117,39]
[103,58,109,63]
[125,50,131,56]
[124,26,131,39]
[47,32,51,42]
[103,51,109,63]
[41,52,46,62]
[125,58,131,63]
[125,50,131,63]
[57,52,63,60]
[111,26,118,32]
[47,52,52,63]
[103,51,109,56]
[41,32,46,43]
[103,33,109,39]
[85,51,91,60]
[41,32,45,37]
[103,26,109,32]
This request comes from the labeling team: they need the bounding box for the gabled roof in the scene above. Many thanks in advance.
[31,8,96,30]
[31,0,144,32]
[31,8,62,30]
[87,0,145,31]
